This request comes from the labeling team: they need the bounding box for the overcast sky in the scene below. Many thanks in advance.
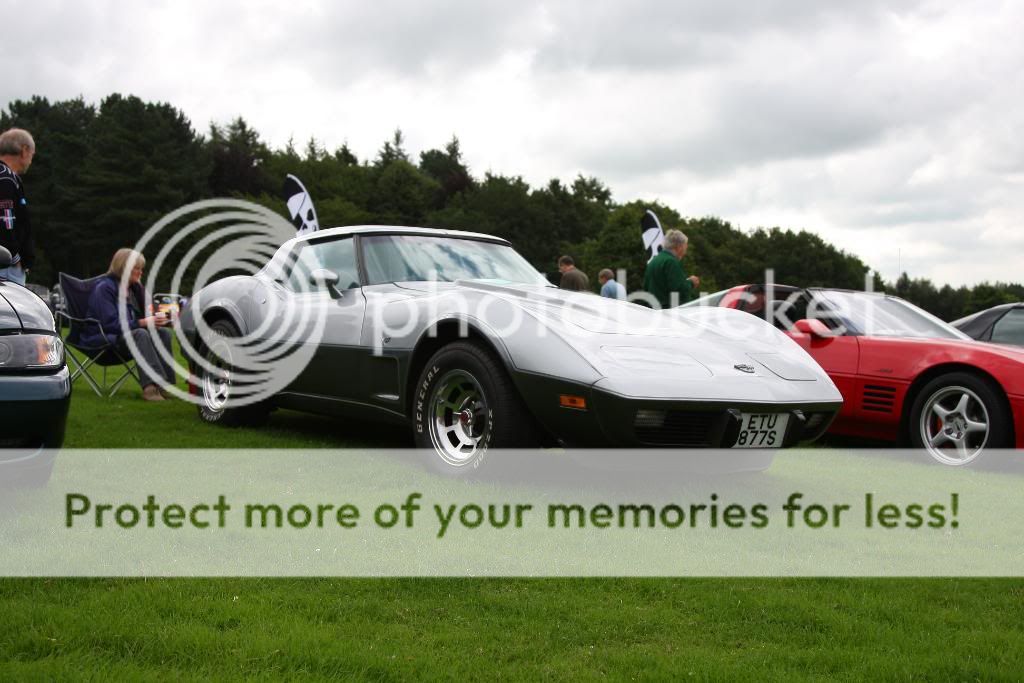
[6,0,1022,286]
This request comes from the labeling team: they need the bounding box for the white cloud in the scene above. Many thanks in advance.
[3,0,1022,286]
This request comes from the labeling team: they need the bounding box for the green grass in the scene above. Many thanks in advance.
[3,362,1024,679]
[59,342,414,449]
[61,378,412,450]
[2,578,1023,680]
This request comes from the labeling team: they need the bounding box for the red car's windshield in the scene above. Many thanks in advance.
[816,290,970,340]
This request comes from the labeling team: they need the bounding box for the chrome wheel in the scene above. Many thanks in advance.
[202,337,232,413]
[428,369,490,467]
[919,385,990,465]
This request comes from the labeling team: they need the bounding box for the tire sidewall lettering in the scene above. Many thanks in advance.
[415,365,442,435]
[472,408,495,469]
[416,355,492,469]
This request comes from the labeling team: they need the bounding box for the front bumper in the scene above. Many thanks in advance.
[516,372,841,448]
[0,367,72,453]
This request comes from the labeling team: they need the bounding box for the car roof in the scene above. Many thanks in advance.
[740,284,891,297]
[971,302,1023,313]
[286,225,510,248]
[951,302,1023,329]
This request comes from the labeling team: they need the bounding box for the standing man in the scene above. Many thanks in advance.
[643,229,700,308]
[557,255,590,292]
[0,128,35,285]
[598,268,626,300]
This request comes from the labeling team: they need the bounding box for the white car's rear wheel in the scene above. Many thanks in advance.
[197,319,270,428]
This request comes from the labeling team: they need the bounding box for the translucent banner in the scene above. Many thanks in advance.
[1,448,1022,576]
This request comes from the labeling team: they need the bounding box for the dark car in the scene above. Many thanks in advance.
[952,303,1024,347]
[0,246,71,486]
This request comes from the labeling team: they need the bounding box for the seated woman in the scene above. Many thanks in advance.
[80,248,174,402]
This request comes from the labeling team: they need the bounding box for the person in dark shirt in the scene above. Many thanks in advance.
[83,248,175,402]
[643,229,700,308]
[0,128,35,285]
[557,255,590,292]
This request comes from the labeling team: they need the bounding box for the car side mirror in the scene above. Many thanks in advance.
[793,318,831,338]
[0,246,11,269]
[310,269,343,299]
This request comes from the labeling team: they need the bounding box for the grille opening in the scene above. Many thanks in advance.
[633,410,717,446]
[801,411,834,441]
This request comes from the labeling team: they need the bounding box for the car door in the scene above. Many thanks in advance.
[273,236,367,402]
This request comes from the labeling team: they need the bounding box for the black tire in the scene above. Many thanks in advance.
[412,341,539,474]
[196,319,270,428]
[908,371,1011,466]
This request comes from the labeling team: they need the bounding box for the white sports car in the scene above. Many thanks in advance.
[180,226,843,471]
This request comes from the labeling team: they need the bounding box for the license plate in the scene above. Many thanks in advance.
[733,413,789,448]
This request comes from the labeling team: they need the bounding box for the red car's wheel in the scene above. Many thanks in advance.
[909,372,1011,465]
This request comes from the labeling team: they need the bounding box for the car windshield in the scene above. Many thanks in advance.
[361,234,549,286]
[816,290,970,340]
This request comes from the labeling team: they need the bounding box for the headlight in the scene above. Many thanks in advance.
[0,334,65,370]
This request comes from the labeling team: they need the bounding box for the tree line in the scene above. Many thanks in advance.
[2,93,1018,322]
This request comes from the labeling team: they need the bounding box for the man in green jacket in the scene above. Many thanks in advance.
[643,229,700,308]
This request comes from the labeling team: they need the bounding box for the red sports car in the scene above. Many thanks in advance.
[686,285,1024,465]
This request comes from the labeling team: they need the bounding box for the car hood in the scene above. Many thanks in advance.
[0,280,55,332]
[397,280,785,341]
[395,280,685,328]
[392,280,842,403]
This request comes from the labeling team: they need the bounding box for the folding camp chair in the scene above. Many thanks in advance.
[57,273,141,397]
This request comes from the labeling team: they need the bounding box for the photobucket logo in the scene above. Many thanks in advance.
[118,199,328,408]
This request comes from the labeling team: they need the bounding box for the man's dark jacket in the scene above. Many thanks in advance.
[0,160,33,269]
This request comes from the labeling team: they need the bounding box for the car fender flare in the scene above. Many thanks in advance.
[404,314,518,418]
[410,313,517,373]
[182,299,248,357]
[201,300,247,332]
